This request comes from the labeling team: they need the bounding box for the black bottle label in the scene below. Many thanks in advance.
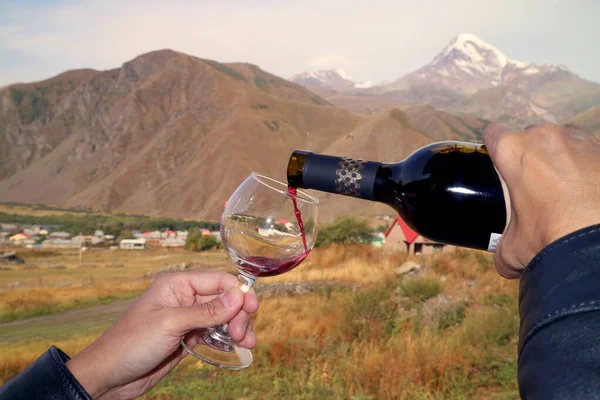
[302,153,380,200]
[335,157,367,197]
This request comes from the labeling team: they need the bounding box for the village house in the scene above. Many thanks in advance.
[161,230,177,239]
[120,238,147,250]
[90,237,105,245]
[384,217,455,255]
[42,239,81,249]
[162,237,186,247]
[23,228,37,236]
[49,231,70,239]
[0,224,18,233]
[9,233,31,246]
[71,235,87,243]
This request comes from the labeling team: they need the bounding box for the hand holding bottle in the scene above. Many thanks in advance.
[483,123,600,278]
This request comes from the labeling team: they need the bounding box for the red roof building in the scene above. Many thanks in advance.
[384,217,455,255]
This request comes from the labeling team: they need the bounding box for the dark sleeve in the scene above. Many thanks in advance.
[518,224,600,400]
[0,346,91,400]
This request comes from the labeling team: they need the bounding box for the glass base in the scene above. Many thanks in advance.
[181,328,253,370]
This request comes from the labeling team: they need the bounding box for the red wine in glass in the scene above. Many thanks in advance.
[220,186,311,279]
[237,253,309,277]
[288,186,308,251]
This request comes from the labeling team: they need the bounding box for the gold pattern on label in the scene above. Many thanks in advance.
[335,157,365,197]
[432,143,488,155]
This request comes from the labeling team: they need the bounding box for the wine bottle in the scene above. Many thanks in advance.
[287,142,507,252]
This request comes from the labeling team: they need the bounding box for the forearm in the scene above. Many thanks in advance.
[518,224,600,399]
[0,346,91,400]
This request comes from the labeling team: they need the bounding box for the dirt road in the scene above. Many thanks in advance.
[0,298,137,343]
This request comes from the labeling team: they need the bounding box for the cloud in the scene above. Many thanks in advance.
[309,53,353,70]
[0,0,598,86]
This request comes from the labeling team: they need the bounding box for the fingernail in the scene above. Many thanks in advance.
[221,287,240,308]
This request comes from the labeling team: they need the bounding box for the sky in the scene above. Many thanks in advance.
[1,0,599,87]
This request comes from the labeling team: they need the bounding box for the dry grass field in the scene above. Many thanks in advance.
[0,245,520,399]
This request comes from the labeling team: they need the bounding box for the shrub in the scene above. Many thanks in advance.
[437,300,468,331]
[203,60,247,81]
[399,278,441,303]
[339,285,396,340]
[263,120,278,131]
[185,228,219,252]
[316,217,374,247]
[197,235,219,251]
[119,230,134,240]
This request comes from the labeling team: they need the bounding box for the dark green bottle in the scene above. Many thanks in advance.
[287,142,506,252]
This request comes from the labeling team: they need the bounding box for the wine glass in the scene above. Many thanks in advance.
[181,173,319,369]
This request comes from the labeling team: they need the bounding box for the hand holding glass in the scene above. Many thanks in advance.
[181,173,318,369]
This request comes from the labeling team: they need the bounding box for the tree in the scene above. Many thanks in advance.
[185,228,201,251]
[185,228,219,252]
[375,224,389,233]
[119,230,134,240]
[197,235,219,251]
[315,216,374,247]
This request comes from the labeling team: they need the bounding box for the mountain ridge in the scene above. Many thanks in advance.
[0,50,433,220]
[291,33,600,126]
[1,44,597,220]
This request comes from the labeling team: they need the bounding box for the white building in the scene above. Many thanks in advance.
[119,238,146,250]
[162,238,186,247]
[42,239,81,249]
[49,231,70,239]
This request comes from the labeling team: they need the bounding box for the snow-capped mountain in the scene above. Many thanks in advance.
[363,33,600,125]
[291,33,600,126]
[373,33,588,97]
[290,69,373,91]
[378,33,544,95]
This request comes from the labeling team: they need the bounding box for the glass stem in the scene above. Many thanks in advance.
[236,273,256,293]
[207,274,256,351]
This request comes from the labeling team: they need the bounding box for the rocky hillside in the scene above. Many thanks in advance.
[0,50,469,220]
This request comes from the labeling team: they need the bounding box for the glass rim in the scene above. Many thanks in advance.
[250,172,319,205]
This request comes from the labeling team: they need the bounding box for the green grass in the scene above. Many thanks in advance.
[310,95,330,106]
[399,277,441,304]
[0,248,521,398]
[10,88,51,124]
[0,208,218,235]
[437,300,468,331]
[254,75,269,89]
[0,291,144,323]
[263,120,279,131]
[203,60,247,82]
[389,109,415,130]
[252,103,269,110]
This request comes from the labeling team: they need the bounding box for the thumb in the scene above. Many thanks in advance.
[174,287,245,333]
[483,122,513,159]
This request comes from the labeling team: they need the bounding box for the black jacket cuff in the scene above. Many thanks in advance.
[0,346,91,400]
[519,224,600,355]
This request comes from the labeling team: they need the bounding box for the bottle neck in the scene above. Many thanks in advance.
[287,150,382,201]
